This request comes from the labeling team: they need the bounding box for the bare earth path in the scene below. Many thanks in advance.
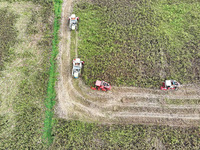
[56,0,200,127]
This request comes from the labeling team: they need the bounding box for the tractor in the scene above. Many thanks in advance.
[91,80,111,92]
[68,14,79,31]
[160,80,180,90]
[72,58,84,79]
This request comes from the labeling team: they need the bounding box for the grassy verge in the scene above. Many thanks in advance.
[43,0,62,145]
[74,0,200,88]
[0,1,53,149]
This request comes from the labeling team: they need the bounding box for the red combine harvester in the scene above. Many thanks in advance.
[91,80,111,92]
[160,80,180,90]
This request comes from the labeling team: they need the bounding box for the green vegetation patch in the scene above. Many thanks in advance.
[74,0,200,88]
[52,119,200,149]
[43,0,62,145]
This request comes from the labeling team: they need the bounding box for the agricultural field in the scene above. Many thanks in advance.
[0,0,200,149]
[0,0,53,149]
[74,0,200,87]
[53,0,199,149]
[51,119,200,149]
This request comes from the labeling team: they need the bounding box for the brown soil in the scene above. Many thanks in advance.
[56,0,200,127]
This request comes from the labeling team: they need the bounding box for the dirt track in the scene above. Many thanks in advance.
[56,0,200,127]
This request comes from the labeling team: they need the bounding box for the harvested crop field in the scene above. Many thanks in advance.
[0,1,53,149]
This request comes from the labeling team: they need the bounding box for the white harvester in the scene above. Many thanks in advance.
[68,14,79,31]
[72,58,84,78]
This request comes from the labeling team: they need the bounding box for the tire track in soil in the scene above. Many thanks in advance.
[56,0,200,126]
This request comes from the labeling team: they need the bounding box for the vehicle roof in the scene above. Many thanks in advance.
[95,80,102,86]
[165,80,171,86]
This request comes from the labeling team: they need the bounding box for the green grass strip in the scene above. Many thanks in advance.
[43,0,62,145]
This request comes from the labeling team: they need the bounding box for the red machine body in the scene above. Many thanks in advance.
[160,80,180,90]
[91,80,111,92]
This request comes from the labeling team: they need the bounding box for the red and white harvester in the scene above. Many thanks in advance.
[160,80,180,90]
[91,80,111,92]
[72,58,84,79]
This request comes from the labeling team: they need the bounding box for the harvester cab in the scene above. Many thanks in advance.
[91,80,111,91]
[72,58,84,79]
[160,80,180,90]
[68,14,79,31]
